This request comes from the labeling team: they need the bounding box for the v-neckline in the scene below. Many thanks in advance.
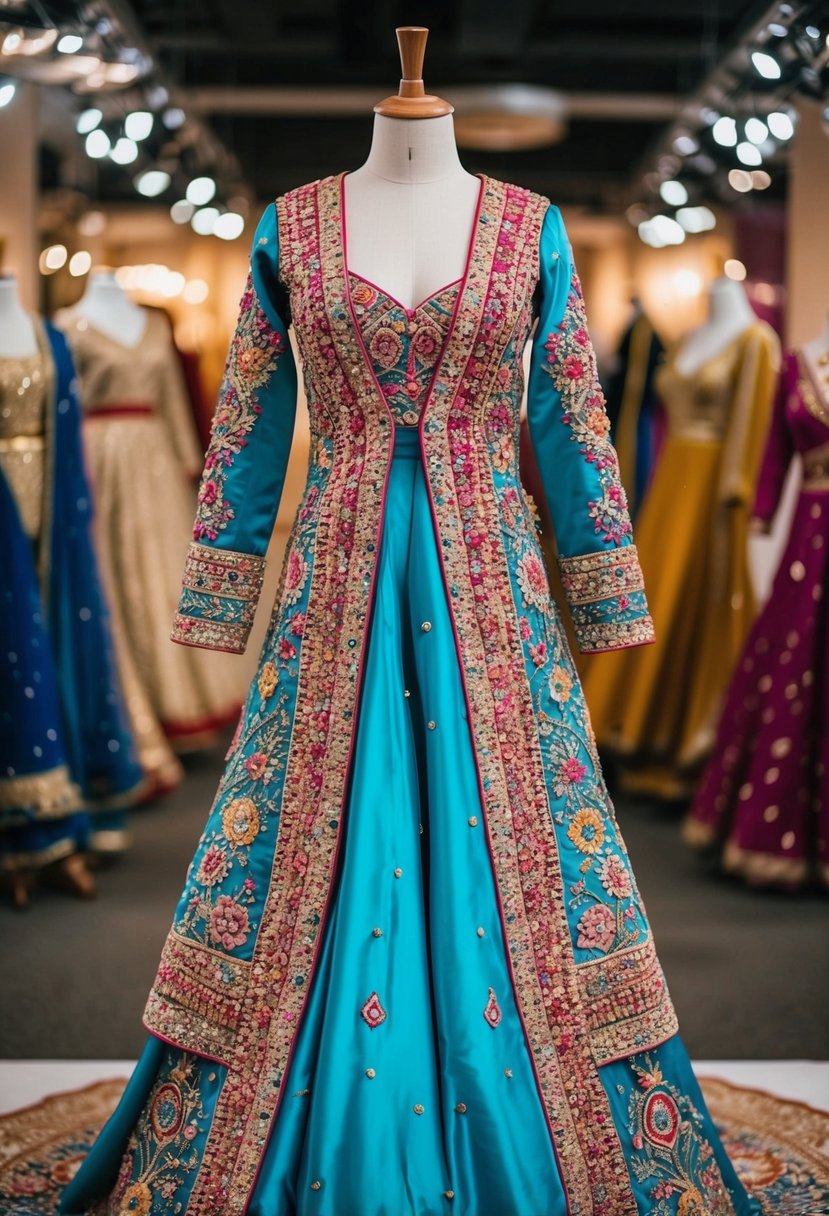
[339,169,486,317]
[347,269,462,318]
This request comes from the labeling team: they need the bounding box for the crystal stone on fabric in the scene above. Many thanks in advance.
[348,273,460,427]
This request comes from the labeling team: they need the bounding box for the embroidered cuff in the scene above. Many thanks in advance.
[171,542,266,654]
[558,546,655,655]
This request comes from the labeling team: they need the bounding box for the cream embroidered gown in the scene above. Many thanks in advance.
[56,307,244,795]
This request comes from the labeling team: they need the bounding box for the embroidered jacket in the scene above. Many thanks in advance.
[156,175,669,1216]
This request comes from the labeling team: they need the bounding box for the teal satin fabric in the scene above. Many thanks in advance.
[59,427,758,1216]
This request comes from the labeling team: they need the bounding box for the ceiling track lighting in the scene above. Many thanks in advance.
[628,0,828,247]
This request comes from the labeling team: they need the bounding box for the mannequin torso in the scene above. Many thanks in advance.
[0,276,38,357]
[674,277,757,377]
[68,272,148,348]
[343,113,481,312]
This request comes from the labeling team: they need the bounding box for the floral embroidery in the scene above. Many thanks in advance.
[349,272,459,428]
[108,1052,212,1216]
[369,326,404,371]
[516,549,551,612]
[193,274,285,543]
[568,807,605,853]
[626,1056,736,1215]
[196,845,231,887]
[576,902,616,952]
[221,796,260,845]
[210,894,251,950]
[542,270,632,546]
[257,661,278,699]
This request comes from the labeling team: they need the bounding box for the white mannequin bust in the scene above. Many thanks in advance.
[0,275,38,357]
[71,269,148,348]
[801,315,829,399]
[343,113,481,312]
[675,276,757,377]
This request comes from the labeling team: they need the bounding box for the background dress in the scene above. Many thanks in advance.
[56,307,243,795]
[0,319,142,871]
[61,177,757,1216]
[684,350,829,888]
[583,324,780,799]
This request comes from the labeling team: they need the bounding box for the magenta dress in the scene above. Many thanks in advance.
[684,350,829,889]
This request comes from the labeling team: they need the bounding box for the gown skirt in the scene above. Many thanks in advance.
[60,427,755,1216]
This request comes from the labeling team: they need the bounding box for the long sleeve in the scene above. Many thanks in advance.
[717,323,780,508]
[157,317,204,479]
[526,205,654,654]
[752,352,794,527]
[171,203,298,654]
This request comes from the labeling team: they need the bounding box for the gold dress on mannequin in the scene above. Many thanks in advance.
[583,321,780,799]
[57,308,243,794]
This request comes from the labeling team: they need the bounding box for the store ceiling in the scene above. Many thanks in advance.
[156,0,776,209]
[45,0,778,211]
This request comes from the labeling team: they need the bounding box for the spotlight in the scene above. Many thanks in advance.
[170,200,194,224]
[191,206,219,235]
[110,138,138,165]
[134,170,171,197]
[672,134,699,156]
[162,107,186,130]
[69,251,92,277]
[659,180,688,206]
[124,111,153,141]
[676,206,716,233]
[0,80,15,109]
[57,34,83,53]
[85,129,111,159]
[744,118,768,144]
[728,169,753,193]
[76,108,102,135]
[214,212,245,240]
[736,141,763,166]
[186,177,216,206]
[724,259,747,281]
[767,111,794,140]
[712,116,737,147]
[751,51,781,80]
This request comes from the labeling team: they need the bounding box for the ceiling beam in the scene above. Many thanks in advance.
[178,85,682,121]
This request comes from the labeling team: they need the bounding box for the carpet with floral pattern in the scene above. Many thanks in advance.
[0,1076,827,1214]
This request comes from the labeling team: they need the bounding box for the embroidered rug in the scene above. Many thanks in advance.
[0,1076,826,1214]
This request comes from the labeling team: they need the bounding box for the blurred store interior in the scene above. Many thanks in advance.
[1,0,828,1116]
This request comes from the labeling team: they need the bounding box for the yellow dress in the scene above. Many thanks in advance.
[582,321,780,798]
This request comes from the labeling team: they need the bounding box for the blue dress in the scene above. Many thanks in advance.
[0,320,141,871]
[61,177,758,1216]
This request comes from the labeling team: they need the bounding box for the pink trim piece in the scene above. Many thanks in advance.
[241,178,399,1216]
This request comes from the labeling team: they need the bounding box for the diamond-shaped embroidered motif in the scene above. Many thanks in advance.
[483,987,502,1029]
[360,991,387,1029]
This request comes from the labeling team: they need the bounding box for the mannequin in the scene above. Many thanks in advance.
[0,274,37,356]
[801,313,829,394]
[343,27,479,312]
[72,268,147,348]
[344,114,481,311]
[674,276,757,377]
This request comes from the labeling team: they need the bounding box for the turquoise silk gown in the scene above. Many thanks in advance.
[61,176,758,1216]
